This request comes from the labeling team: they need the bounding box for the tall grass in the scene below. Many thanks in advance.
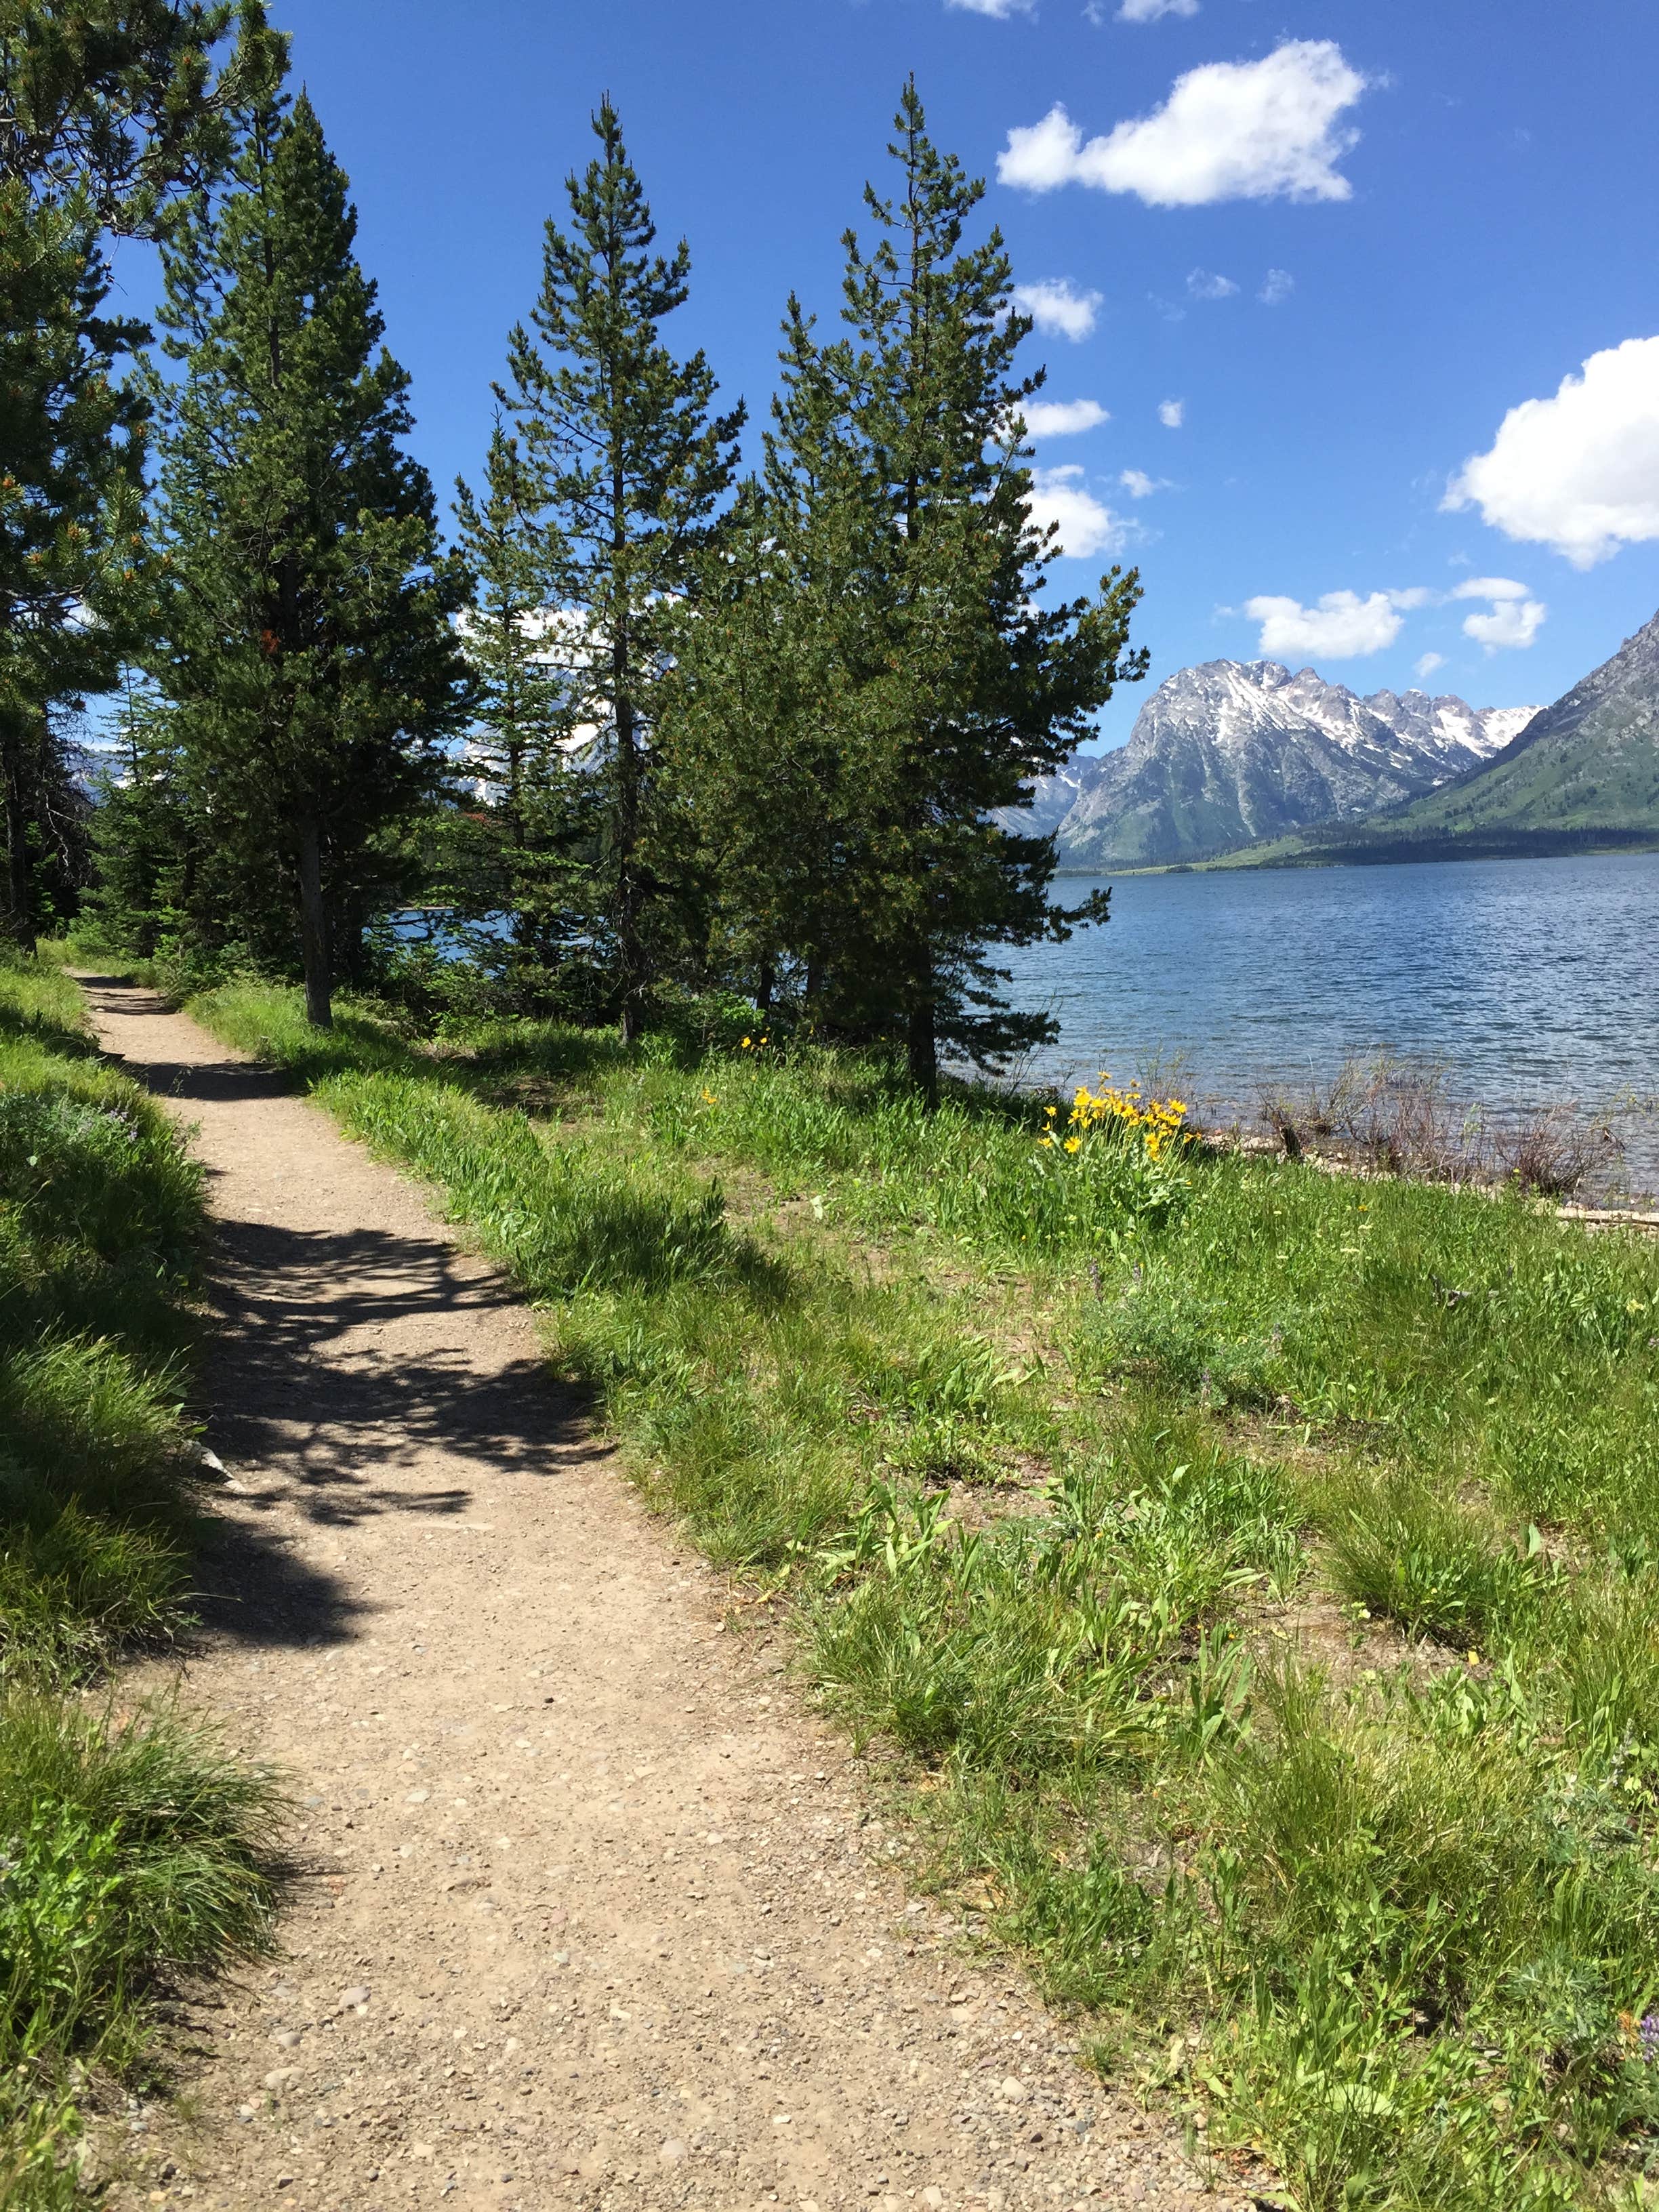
[0,960,207,1675]
[0,954,283,2203]
[192,980,1659,2210]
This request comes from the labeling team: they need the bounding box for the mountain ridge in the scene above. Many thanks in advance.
[1031,660,1538,870]
[1206,607,1659,869]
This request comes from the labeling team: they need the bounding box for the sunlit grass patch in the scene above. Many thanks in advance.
[0,1696,283,2205]
[0,962,206,1675]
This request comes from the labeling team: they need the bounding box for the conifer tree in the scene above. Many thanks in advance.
[449,415,597,994]
[657,490,856,1015]
[720,83,1145,1097]
[0,1,276,946]
[0,194,144,945]
[147,71,468,1024]
[87,680,185,956]
[500,99,743,1040]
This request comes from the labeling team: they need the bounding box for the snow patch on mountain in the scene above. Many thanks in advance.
[1015,659,1543,868]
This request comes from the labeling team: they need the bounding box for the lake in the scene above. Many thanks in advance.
[996,851,1659,1191]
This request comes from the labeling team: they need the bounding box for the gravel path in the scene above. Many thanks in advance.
[81,979,1248,2212]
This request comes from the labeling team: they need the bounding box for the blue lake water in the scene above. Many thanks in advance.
[996,852,1659,1183]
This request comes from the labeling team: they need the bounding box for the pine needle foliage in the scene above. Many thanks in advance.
[447,415,602,1001]
[0,153,146,950]
[498,98,744,1040]
[673,82,1147,1097]
[0,0,279,950]
[146,66,468,1023]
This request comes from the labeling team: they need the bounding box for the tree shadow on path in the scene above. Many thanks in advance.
[83,977,592,1656]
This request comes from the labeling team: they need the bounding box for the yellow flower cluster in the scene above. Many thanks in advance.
[1036,1075,1190,1162]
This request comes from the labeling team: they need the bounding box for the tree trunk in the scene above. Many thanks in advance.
[295,814,333,1028]
[756,958,775,1017]
[907,988,938,1109]
[0,718,36,955]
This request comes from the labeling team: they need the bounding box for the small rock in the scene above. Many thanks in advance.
[275,2178,293,2191]
[273,2030,303,2049]
[263,2068,297,2091]
[339,1986,371,2009]
[406,1789,429,1803]
[658,2139,687,2164]
[411,2143,434,2161]
[923,2193,944,2210]
[1000,2076,1026,2100]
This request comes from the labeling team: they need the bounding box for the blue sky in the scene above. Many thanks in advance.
[121,0,1659,749]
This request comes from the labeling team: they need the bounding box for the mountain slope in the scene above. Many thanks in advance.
[1214,607,1659,867]
[1038,661,1534,869]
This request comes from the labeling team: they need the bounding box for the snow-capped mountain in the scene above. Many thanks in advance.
[1027,660,1541,868]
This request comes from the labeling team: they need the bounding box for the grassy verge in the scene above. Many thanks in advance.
[0,953,282,2206]
[190,978,1659,2211]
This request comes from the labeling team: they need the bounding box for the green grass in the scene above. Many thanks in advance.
[0,952,283,2203]
[0,956,207,1678]
[189,977,1659,2211]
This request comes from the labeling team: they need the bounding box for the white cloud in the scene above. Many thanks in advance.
[1414,651,1446,681]
[947,0,1034,14]
[1451,576,1547,651]
[1243,587,1429,660]
[1118,0,1200,20]
[1012,278,1103,342]
[1120,468,1170,498]
[1187,267,1238,301]
[1021,397,1111,437]
[1158,398,1185,428]
[1027,466,1129,558]
[1443,336,1659,568]
[1451,575,1531,602]
[1258,267,1295,306]
[1462,600,1547,651]
[998,40,1367,208]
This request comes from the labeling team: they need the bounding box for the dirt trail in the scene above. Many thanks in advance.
[81,979,1242,2212]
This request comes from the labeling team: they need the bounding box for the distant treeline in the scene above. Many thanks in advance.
[1226,825,1659,871]
[1,4,1148,1097]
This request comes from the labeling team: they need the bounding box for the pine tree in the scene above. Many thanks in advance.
[147,73,468,1024]
[739,83,1146,1098]
[0,1,276,947]
[88,680,184,956]
[449,415,598,996]
[657,488,858,1016]
[0,194,144,945]
[500,98,743,1041]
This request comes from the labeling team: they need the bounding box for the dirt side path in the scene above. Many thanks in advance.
[81,978,1241,2212]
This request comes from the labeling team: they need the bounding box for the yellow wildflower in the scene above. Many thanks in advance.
[1063,1135,1082,1153]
